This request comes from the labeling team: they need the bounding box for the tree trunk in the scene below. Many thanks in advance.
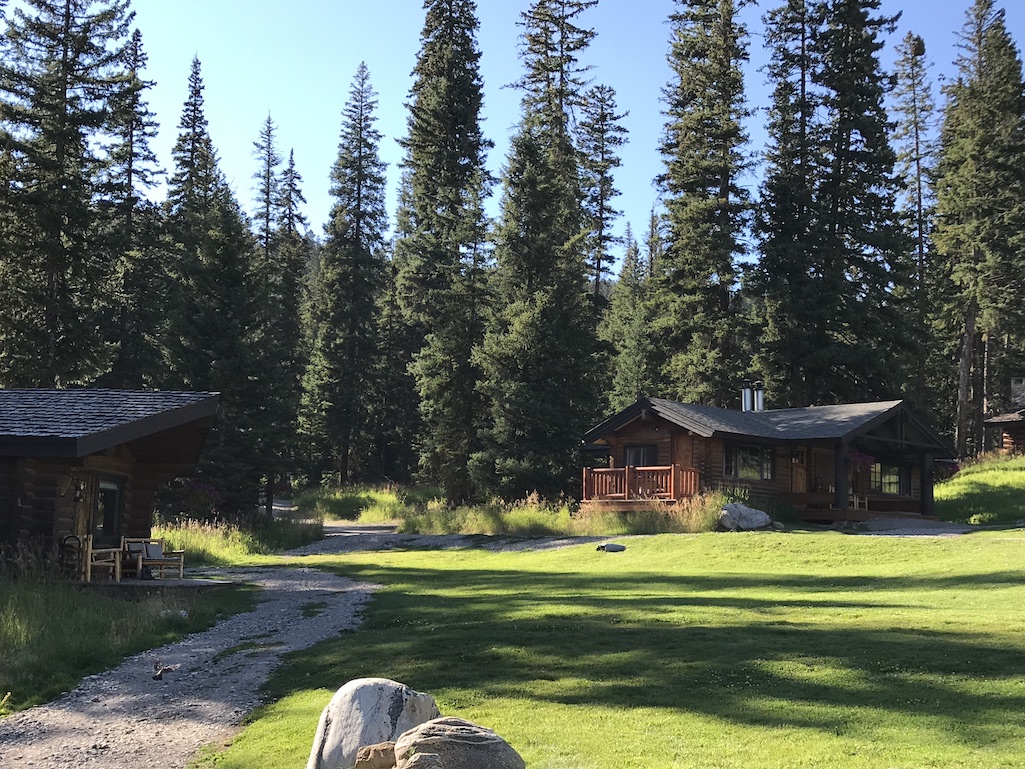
[955,297,977,457]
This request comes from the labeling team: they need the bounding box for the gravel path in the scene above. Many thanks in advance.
[0,566,376,769]
[0,520,978,768]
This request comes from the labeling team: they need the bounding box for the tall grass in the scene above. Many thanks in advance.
[295,485,727,536]
[936,452,1025,525]
[155,516,324,566]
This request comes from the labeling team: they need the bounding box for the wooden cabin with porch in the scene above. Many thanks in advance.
[581,394,955,522]
[0,389,218,555]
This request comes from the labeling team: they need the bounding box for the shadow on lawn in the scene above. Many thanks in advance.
[272,562,1025,748]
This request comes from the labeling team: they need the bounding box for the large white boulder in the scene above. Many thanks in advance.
[718,502,773,531]
[307,678,440,769]
[394,716,525,769]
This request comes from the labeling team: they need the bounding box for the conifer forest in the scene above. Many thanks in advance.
[0,0,1023,512]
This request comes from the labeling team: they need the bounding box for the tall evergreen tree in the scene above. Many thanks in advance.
[0,0,134,387]
[892,30,938,405]
[299,63,388,485]
[600,224,658,410]
[393,0,492,503]
[162,58,265,515]
[811,0,913,403]
[250,118,309,511]
[752,0,827,406]
[652,0,751,406]
[934,0,1025,455]
[98,26,164,388]
[578,83,628,304]
[472,0,601,499]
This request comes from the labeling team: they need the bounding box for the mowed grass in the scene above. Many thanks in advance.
[203,531,1025,769]
[936,453,1025,525]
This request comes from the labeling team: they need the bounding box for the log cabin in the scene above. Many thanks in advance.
[0,389,218,552]
[581,388,955,522]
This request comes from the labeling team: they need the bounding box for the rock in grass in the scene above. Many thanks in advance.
[307,678,440,769]
[718,503,772,531]
[394,717,525,769]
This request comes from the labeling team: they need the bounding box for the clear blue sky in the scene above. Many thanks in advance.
[129,0,1025,260]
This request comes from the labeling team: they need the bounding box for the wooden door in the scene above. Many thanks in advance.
[791,448,808,492]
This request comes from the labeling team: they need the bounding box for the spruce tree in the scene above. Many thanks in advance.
[811,0,913,403]
[891,30,938,405]
[472,0,601,499]
[934,0,1025,454]
[600,224,658,410]
[162,58,265,515]
[578,83,628,304]
[652,0,751,406]
[299,63,388,485]
[98,27,164,388]
[393,0,492,503]
[752,0,826,407]
[0,0,134,386]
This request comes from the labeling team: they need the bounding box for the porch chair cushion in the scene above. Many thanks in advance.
[144,542,164,560]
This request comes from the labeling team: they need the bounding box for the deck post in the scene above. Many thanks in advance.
[669,464,677,501]
[920,452,934,516]
[582,467,591,500]
[834,441,850,510]
[625,465,636,501]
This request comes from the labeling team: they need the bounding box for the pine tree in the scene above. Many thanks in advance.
[98,27,164,388]
[601,224,658,410]
[162,57,265,515]
[299,63,388,485]
[811,0,913,403]
[393,0,492,503]
[652,0,751,406]
[250,119,308,511]
[934,0,1025,454]
[0,0,134,387]
[578,83,628,304]
[892,30,938,406]
[752,0,826,407]
[472,0,601,499]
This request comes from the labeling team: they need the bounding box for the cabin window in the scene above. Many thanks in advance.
[869,462,909,495]
[724,442,775,482]
[624,444,658,467]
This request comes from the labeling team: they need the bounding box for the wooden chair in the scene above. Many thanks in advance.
[121,537,185,579]
[83,534,122,583]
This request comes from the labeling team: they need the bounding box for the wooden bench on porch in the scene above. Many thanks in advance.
[121,537,185,579]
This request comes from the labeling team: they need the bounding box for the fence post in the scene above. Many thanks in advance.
[582,467,592,500]
[625,465,635,500]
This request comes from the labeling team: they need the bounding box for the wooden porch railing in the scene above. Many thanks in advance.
[582,465,700,502]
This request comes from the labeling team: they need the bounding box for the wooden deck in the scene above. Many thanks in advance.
[581,465,700,504]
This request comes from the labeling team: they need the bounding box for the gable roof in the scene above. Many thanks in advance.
[0,389,219,458]
[584,396,955,455]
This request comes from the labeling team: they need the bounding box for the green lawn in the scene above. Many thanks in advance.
[936,453,1025,525]
[201,530,1025,769]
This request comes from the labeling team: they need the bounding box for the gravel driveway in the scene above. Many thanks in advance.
[0,520,975,768]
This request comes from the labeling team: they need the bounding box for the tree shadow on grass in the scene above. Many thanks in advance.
[270,561,1025,750]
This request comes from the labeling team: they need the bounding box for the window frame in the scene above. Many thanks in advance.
[723,442,776,482]
[623,444,658,467]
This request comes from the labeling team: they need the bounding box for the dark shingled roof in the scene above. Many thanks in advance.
[0,389,218,458]
[984,409,1025,425]
[584,397,954,456]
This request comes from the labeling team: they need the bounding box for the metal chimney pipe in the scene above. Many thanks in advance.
[754,381,765,412]
[741,379,753,412]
